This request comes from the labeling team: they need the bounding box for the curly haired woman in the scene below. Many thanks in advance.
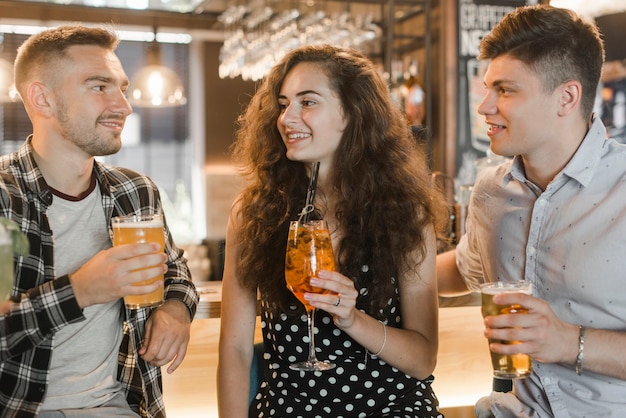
[218,44,449,418]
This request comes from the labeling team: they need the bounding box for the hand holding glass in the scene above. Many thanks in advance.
[480,281,533,379]
[285,219,336,371]
[112,214,165,309]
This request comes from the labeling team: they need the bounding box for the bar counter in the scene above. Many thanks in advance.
[162,288,493,418]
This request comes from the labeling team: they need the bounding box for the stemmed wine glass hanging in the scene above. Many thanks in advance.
[218,0,382,81]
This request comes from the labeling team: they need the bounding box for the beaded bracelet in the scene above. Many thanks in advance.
[372,321,387,357]
[576,325,585,376]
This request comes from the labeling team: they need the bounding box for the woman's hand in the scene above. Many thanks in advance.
[306,269,358,328]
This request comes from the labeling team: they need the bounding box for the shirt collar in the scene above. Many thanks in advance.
[17,136,114,204]
[561,115,608,188]
[17,136,53,205]
[504,115,608,189]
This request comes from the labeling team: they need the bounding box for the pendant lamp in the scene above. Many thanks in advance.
[0,57,17,103]
[0,33,17,103]
[129,29,187,108]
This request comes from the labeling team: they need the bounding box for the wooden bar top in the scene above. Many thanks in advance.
[162,301,493,418]
[194,281,223,319]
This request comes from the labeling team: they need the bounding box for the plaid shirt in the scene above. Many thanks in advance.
[0,138,199,417]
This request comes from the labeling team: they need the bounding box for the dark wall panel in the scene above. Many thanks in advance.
[596,12,626,62]
[203,42,256,164]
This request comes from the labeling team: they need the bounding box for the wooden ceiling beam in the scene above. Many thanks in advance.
[0,0,219,30]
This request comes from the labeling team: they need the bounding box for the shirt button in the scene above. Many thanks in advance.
[528,246,536,255]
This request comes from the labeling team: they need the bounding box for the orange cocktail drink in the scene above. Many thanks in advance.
[285,219,335,310]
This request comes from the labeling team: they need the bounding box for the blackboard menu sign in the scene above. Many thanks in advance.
[455,0,535,184]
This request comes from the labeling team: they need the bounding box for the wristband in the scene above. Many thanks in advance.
[576,325,585,375]
[372,321,387,357]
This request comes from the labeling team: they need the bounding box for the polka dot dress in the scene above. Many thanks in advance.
[249,277,443,418]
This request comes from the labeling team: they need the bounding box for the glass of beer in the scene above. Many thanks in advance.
[111,214,165,309]
[0,223,13,302]
[285,219,336,371]
[480,281,533,379]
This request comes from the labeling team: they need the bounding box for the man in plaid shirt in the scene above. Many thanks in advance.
[0,26,199,417]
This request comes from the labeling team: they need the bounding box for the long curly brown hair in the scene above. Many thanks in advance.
[231,44,449,318]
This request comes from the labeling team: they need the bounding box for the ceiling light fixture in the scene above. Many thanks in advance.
[0,57,17,103]
[129,27,187,107]
[0,34,18,103]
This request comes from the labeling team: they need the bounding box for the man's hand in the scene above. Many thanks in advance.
[140,300,192,374]
[484,292,579,365]
[0,300,12,315]
[70,243,167,308]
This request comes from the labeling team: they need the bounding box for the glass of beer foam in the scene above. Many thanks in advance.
[111,214,165,309]
[480,281,533,379]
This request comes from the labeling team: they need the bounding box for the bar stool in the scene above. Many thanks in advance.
[249,342,264,404]
[493,377,512,392]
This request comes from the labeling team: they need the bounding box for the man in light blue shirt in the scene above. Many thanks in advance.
[437,5,626,417]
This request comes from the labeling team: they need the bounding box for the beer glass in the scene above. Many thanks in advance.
[0,223,13,302]
[480,281,533,379]
[285,219,336,371]
[112,214,165,309]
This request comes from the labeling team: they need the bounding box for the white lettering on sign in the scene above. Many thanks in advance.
[459,3,517,57]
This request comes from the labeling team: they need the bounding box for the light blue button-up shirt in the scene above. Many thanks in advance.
[456,116,626,417]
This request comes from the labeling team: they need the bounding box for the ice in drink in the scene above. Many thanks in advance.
[285,220,335,310]
[480,281,533,379]
[112,214,165,309]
